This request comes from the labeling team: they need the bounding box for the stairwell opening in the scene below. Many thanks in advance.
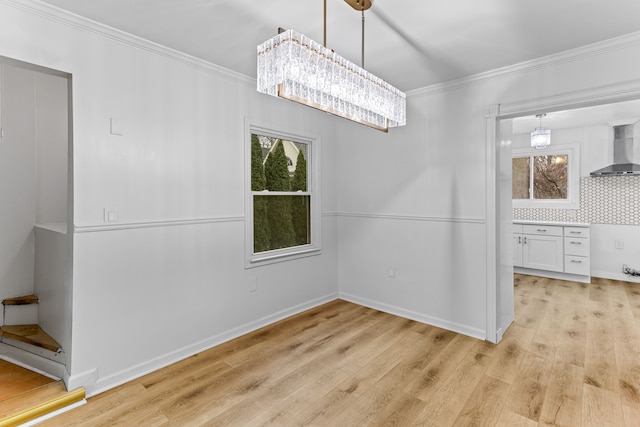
[0,56,73,383]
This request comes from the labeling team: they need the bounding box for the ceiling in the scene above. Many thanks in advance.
[37,0,640,92]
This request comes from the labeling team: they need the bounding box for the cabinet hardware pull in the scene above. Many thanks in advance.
[524,237,527,244]
[518,236,521,244]
[536,229,547,232]
[570,241,581,245]
[570,231,582,234]
[570,260,582,263]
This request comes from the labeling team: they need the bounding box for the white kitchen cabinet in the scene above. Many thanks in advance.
[513,221,591,283]
[513,224,523,267]
[522,225,564,272]
[565,255,590,275]
[563,226,590,276]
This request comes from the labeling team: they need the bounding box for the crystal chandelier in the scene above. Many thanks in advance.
[256,0,406,132]
[531,113,551,149]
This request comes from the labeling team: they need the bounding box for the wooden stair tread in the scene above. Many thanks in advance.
[0,382,85,425]
[0,325,61,353]
[2,295,39,306]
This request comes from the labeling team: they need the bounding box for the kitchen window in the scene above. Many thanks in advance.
[246,122,320,266]
[512,143,580,209]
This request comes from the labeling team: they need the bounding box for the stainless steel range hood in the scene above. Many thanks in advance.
[590,123,640,176]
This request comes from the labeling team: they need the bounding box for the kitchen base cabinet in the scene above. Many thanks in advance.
[565,255,590,275]
[522,225,564,272]
[513,224,523,267]
[513,221,591,283]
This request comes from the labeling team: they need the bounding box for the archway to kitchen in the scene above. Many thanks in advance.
[486,80,640,344]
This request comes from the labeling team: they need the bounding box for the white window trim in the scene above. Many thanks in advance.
[245,119,321,268]
[512,143,580,210]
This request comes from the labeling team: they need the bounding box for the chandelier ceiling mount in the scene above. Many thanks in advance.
[344,0,372,11]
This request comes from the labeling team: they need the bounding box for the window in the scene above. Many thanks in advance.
[246,123,320,266]
[512,144,580,209]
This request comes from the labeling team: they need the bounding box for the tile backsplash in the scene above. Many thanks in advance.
[513,176,640,225]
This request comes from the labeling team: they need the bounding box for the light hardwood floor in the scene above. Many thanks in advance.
[38,274,640,426]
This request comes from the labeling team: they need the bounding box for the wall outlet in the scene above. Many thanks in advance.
[388,267,396,279]
[615,240,624,249]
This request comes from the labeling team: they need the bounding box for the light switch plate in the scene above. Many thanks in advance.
[110,118,123,136]
[103,208,119,223]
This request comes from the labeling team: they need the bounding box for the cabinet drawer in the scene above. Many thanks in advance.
[564,237,590,256]
[564,227,590,238]
[513,224,523,233]
[522,224,563,237]
[565,255,590,276]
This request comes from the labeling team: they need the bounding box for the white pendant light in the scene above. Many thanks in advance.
[256,0,406,132]
[531,113,551,149]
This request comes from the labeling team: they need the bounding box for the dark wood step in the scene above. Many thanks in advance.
[0,324,61,353]
[2,295,39,306]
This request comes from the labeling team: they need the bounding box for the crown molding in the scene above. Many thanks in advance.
[5,0,640,100]
[407,30,640,98]
[0,0,257,86]
[497,78,640,118]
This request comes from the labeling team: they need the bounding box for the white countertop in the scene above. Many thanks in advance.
[514,220,590,227]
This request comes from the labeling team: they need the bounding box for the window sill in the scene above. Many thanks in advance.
[247,246,321,268]
[513,200,579,210]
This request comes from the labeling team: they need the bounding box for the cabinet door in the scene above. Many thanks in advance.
[523,234,564,272]
[513,234,523,267]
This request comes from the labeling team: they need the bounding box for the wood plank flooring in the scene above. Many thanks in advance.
[36,274,640,426]
[0,380,67,418]
[0,359,55,401]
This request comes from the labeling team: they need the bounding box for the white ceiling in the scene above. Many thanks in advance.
[38,0,640,92]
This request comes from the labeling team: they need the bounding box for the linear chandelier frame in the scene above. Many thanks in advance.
[256,0,406,132]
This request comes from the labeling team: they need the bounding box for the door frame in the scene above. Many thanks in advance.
[485,79,640,343]
[0,54,73,380]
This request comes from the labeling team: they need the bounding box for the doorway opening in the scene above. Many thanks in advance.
[489,84,640,345]
[0,55,73,385]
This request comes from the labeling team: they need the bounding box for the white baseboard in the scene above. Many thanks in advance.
[0,343,66,380]
[591,270,640,283]
[514,267,591,284]
[66,368,98,391]
[21,400,87,427]
[338,292,486,341]
[85,292,339,397]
